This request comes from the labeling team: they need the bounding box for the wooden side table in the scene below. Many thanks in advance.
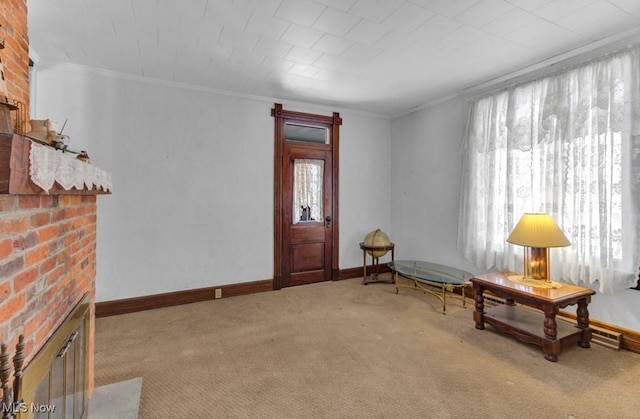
[359,242,394,285]
[470,272,595,362]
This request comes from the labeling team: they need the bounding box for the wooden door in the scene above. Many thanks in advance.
[283,145,332,286]
[272,104,341,289]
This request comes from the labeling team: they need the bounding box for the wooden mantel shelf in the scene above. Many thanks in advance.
[0,132,111,195]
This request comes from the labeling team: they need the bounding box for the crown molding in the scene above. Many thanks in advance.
[463,27,640,99]
[393,27,640,119]
[33,60,390,120]
[28,46,41,64]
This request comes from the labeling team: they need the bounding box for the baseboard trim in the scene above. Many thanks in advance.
[95,279,273,318]
[339,266,362,280]
[95,269,640,354]
[339,264,391,280]
[96,265,391,317]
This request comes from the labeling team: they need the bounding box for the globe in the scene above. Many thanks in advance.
[363,229,391,257]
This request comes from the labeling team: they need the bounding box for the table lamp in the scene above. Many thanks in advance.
[506,213,570,282]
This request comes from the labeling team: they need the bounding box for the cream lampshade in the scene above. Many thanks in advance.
[507,213,570,282]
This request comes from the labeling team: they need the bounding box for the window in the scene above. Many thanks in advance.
[292,159,324,224]
[285,123,328,144]
[458,47,640,293]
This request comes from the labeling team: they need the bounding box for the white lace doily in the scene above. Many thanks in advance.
[29,141,112,193]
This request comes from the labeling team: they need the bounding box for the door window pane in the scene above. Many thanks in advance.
[293,159,323,224]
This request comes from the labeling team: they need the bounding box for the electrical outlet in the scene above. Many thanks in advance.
[214,288,222,299]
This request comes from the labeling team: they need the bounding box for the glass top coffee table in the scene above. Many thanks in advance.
[388,260,473,314]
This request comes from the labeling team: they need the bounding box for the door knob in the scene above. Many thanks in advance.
[325,216,332,227]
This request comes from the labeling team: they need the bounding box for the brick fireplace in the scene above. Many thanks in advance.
[0,0,29,112]
[0,0,99,401]
[0,194,97,394]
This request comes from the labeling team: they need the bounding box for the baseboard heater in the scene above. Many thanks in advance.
[560,320,622,350]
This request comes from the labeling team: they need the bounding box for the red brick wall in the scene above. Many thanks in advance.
[0,0,97,395]
[0,195,96,390]
[0,0,30,114]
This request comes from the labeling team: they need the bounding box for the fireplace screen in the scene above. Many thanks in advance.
[16,294,90,419]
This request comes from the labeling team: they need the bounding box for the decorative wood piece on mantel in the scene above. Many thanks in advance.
[0,132,110,195]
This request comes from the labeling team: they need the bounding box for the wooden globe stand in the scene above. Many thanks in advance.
[359,242,395,285]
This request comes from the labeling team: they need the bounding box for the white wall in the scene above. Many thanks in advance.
[32,62,637,332]
[339,111,392,267]
[390,97,640,332]
[390,97,475,272]
[32,64,391,302]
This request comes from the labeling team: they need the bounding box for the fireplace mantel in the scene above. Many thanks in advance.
[0,132,111,195]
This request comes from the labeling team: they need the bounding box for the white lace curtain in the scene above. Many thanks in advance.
[293,159,324,224]
[458,47,640,293]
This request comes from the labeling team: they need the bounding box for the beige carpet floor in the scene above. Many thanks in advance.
[94,278,640,418]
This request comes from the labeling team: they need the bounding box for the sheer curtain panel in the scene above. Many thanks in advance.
[458,47,640,293]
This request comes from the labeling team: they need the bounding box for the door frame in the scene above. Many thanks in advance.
[272,103,342,290]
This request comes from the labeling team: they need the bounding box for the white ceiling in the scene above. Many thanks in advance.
[27,0,640,116]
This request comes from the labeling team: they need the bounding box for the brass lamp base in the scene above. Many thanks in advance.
[523,247,550,281]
